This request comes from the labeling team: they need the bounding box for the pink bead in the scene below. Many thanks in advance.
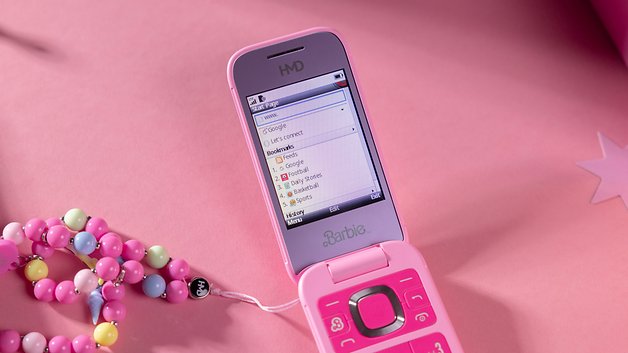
[166,280,189,304]
[2,222,25,245]
[121,260,144,284]
[0,329,20,353]
[45,218,63,228]
[85,217,109,240]
[99,233,122,258]
[31,242,55,259]
[24,218,47,242]
[71,335,95,353]
[45,225,71,249]
[73,269,98,294]
[102,300,127,322]
[95,257,120,281]
[34,278,57,302]
[47,336,71,353]
[121,239,145,261]
[102,281,125,301]
[166,258,190,280]
[55,280,79,304]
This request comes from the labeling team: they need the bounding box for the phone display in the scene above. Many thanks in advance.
[247,70,384,229]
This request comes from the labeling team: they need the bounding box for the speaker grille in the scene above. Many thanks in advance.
[267,46,304,59]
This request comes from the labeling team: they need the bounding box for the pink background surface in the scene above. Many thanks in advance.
[1,1,628,352]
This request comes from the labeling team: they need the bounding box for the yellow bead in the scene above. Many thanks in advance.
[93,322,118,346]
[24,259,48,281]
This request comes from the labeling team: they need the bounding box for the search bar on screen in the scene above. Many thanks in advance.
[254,90,346,126]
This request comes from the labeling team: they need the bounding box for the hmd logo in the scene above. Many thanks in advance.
[279,60,304,76]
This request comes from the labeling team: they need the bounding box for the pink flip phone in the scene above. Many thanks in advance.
[228,28,464,353]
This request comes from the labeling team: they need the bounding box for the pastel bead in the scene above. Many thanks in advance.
[45,225,71,248]
[93,323,118,347]
[73,232,97,255]
[121,260,144,284]
[99,233,122,258]
[55,280,79,304]
[31,242,54,259]
[0,239,18,274]
[85,217,109,240]
[24,218,47,242]
[121,239,145,261]
[47,336,71,353]
[34,278,57,302]
[63,208,87,231]
[146,245,169,269]
[166,280,189,303]
[95,257,120,281]
[142,274,166,298]
[0,329,21,353]
[74,269,98,294]
[45,217,64,228]
[102,281,125,301]
[2,222,25,245]
[24,259,48,281]
[71,335,96,353]
[88,288,104,325]
[21,332,46,353]
[166,258,190,280]
[102,300,127,322]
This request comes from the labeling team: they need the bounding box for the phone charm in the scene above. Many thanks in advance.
[0,208,300,353]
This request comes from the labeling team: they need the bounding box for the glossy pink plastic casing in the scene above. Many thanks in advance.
[299,241,464,352]
[228,28,463,352]
[227,27,403,282]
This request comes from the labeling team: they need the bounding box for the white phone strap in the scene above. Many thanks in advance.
[209,285,301,313]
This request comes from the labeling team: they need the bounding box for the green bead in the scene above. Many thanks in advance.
[64,208,88,231]
[146,245,169,269]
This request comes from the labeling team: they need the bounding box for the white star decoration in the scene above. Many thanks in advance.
[578,132,628,208]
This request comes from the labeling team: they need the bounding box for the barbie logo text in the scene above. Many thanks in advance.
[323,225,366,247]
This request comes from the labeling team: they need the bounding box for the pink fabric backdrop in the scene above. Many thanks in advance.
[1,1,628,352]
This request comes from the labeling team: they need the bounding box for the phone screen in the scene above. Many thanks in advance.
[247,70,384,229]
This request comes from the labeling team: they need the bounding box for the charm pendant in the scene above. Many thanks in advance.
[188,277,210,299]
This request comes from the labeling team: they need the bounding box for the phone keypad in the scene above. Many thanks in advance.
[318,269,439,352]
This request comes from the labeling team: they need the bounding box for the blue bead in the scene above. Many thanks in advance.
[88,287,104,325]
[142,274,166,298]
[74,231,97,255]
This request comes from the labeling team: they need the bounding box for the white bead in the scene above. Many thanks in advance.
[2,222,25,245]
[22,332,47,353]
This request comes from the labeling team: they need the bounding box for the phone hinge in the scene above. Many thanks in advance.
[326,246,389,283]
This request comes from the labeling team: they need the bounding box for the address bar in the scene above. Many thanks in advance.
[254,90,346,126]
